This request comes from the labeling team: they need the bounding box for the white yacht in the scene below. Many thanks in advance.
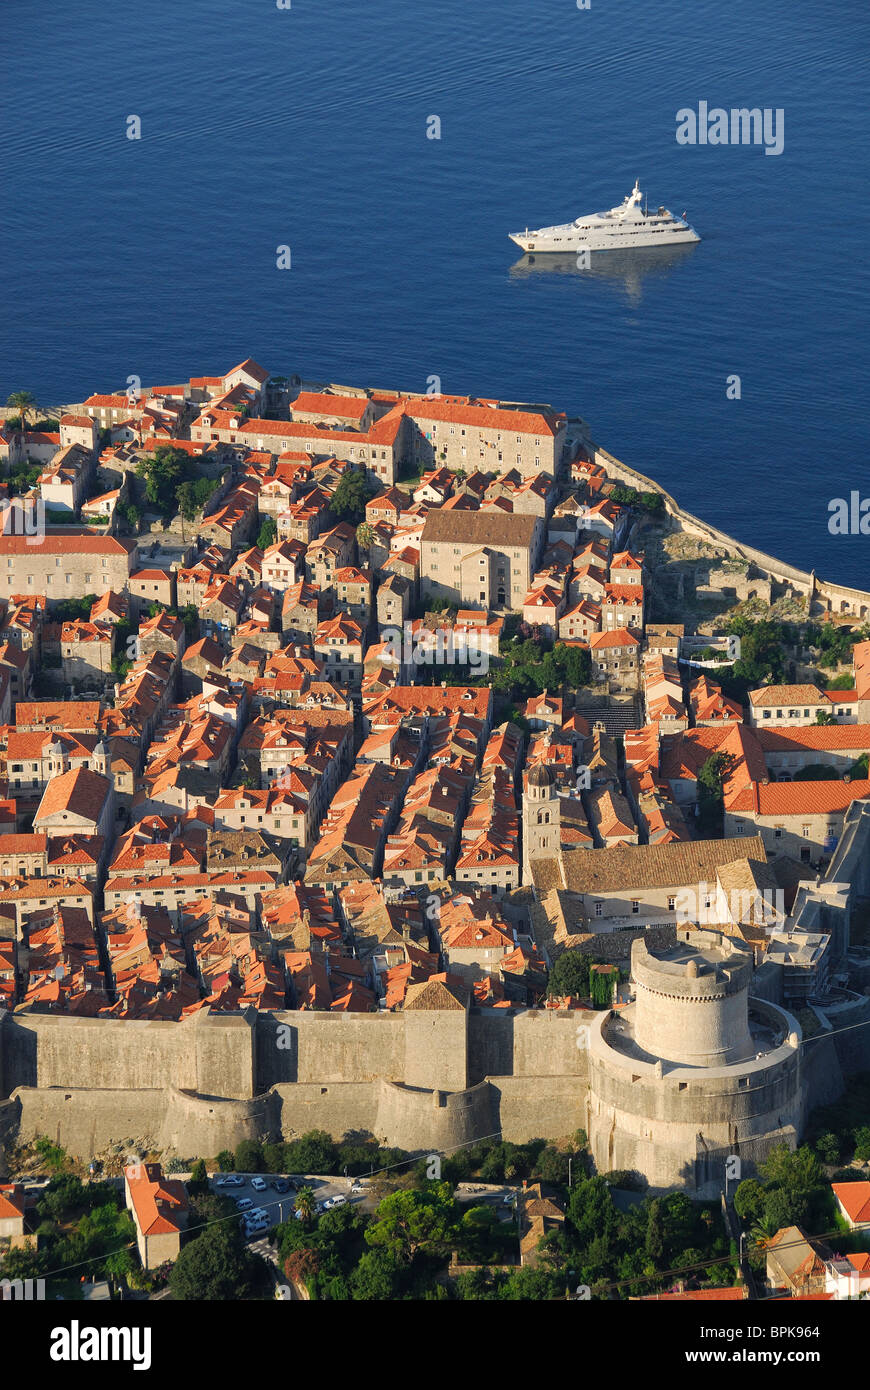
[509,180,700,253]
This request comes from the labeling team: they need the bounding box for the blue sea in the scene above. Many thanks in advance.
[1,0,867,586]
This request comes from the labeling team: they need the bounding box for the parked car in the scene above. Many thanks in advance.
[221,1175,244,1188]
[236,1197,253,1210]
[272,1179,291,1193]
[251,1176,268,1192]
[350,1183,365,1195]
[331,1194,348,1208]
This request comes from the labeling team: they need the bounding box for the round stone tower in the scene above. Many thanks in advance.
[587,926,804,1194]
[632,929,755,1067]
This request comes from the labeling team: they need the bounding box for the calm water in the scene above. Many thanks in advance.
[1,0,868,585]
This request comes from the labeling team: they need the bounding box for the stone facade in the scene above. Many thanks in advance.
[420,510,543,611]
[0,533,136,603]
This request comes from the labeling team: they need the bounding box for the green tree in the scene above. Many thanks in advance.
[294,1187,316,1226]
[590,967,616,1009]
[645,1198,665,1264]
[257,516,277,550]
[815,1133,840,1166]
[215,1149,235,1172]
[6,390,38,430]
[364,1182,458,1265]
[329,470,374,525]
[568,1176,618,1246]
[763,1186,806,1232]
[136,446,186,510]
[698,751,735,801]
[546,950,589,1000]
[356,520,375,554]
[853,1125,870,1162]
[262,1142,288,1173]
[733,1178,765,1223]
[176,481,199,543]
[168,1221,264,1301]
[759,1143,823,1197]
[234,1139,264,1174]
[283,1129,338,1174]
[179,603,199,638]
[348,1249,402,1300]
[189,1159,209,1195]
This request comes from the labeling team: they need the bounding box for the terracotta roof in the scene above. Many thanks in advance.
[831,1181,870,1224]
[589,627,640,650]
[421,509,538,548]
[405,398,559,435]
[728,779,870,816]
[755,724,870,752]
[749,684,830,707]
[34,767,111,824]
[0,532,134,555]
[546,834,768,895]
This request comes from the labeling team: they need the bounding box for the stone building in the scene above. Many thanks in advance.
[0,533,137,602]
[124,1162,189,1269]
[402,398,566,478]
[420,510,543,611]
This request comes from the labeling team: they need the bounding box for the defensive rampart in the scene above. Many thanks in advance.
[591,442,870,613]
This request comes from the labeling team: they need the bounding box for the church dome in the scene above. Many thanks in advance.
[528,761,553,789]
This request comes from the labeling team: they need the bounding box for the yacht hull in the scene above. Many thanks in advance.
[509,226,700,253]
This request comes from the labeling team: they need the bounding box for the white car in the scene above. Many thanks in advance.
[350,1183,365,1194]
[221,1175,244,1188]
[251,1177,268,1192]
[236,1197,253,1210]
[330,1195,348,1208]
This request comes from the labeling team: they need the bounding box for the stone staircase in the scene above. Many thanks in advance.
[576,697,644,737]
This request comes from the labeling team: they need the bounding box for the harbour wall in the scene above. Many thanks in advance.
[591,443,870,614]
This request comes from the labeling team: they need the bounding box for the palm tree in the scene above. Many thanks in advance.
[749,1213,778,1252]
[6,390,38,433]
[294,1186,315,1225]
[356,521,375,559]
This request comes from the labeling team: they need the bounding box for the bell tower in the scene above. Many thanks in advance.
[522,761,559,881]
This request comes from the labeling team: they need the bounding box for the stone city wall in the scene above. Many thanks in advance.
[591,442,870,612]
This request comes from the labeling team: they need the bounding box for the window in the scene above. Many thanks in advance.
[631,900,639,915]
[667,896,675,911]
[594,901,603,917]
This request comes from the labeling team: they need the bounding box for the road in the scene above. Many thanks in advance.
[209,1172,518,1235]
[208,1171,372,1236]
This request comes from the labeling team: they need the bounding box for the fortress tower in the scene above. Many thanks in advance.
[588,927,805,1194]
[632,930,755,1068]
